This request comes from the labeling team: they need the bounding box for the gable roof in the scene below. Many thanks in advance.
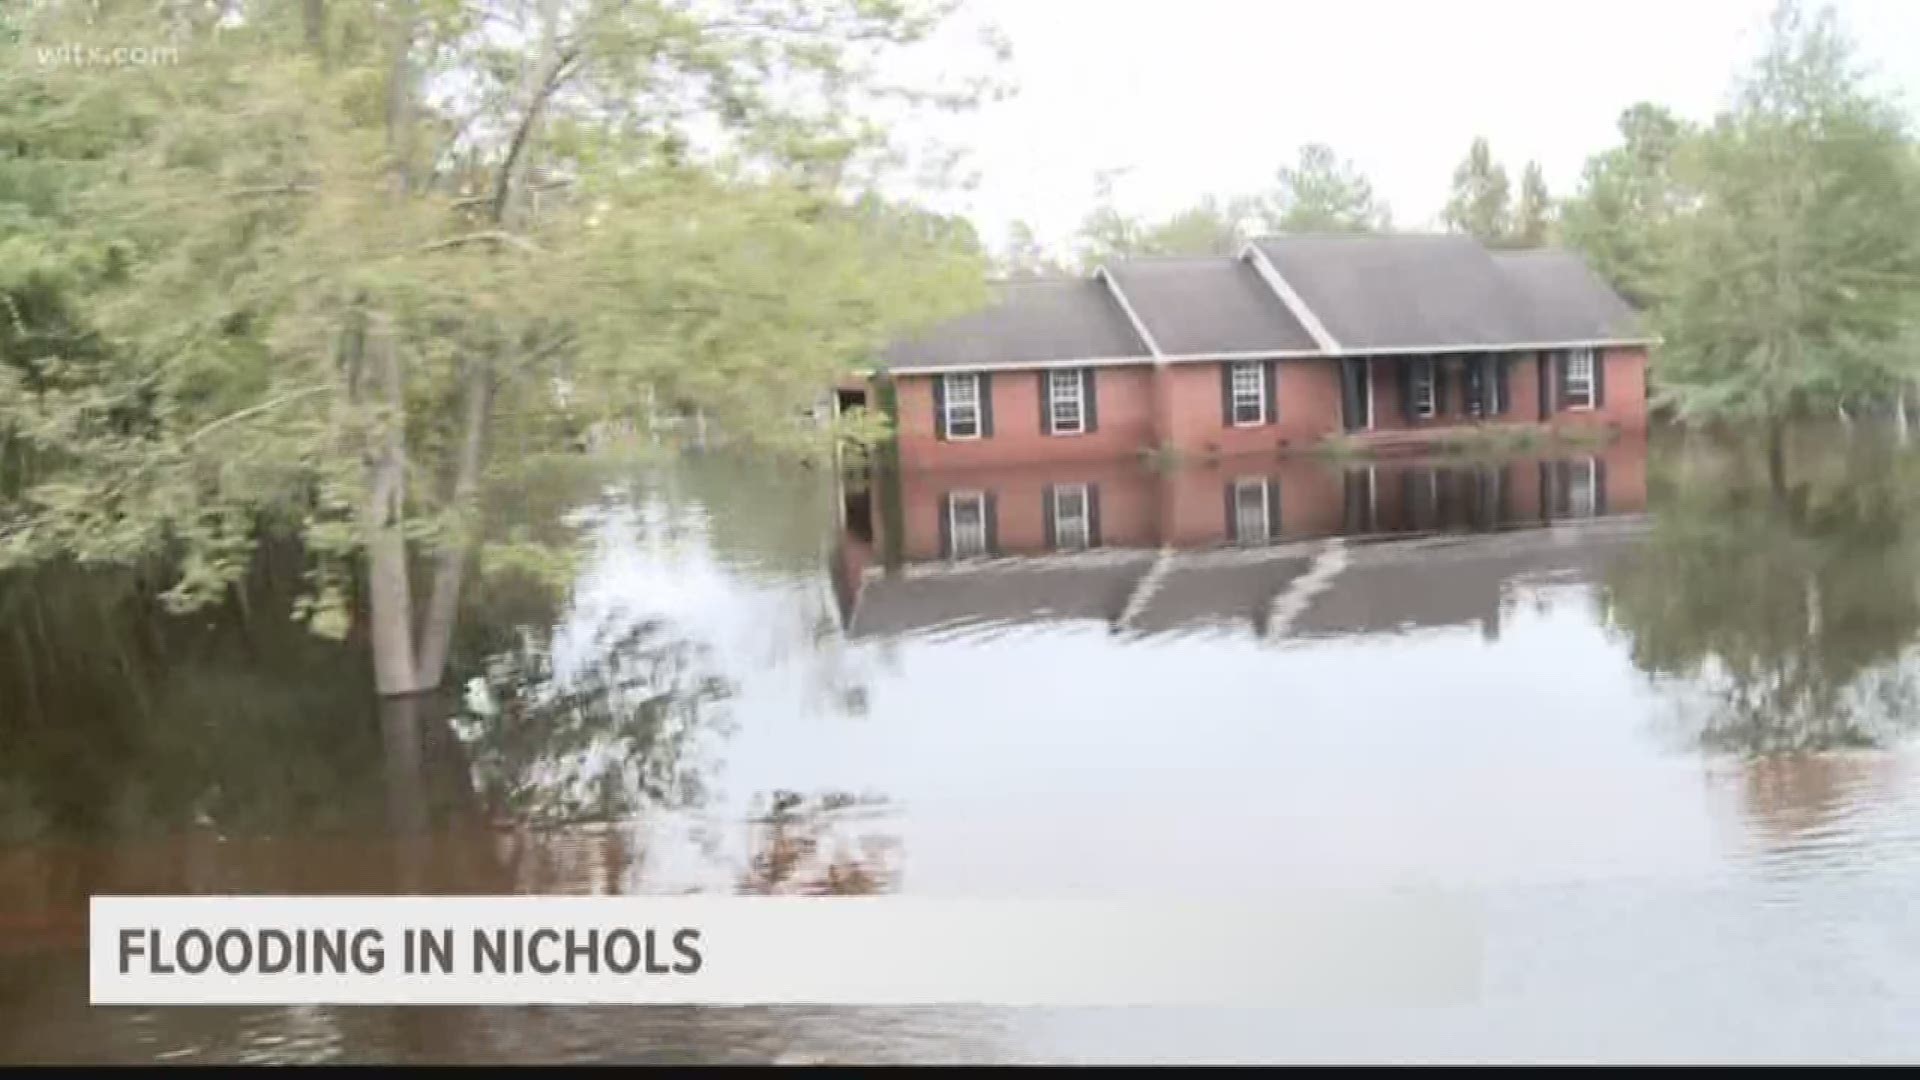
[879,278,1150,372]
[1101,255,1319,356]
[1490,249,1646,344]
[880,237,1649,373]
[1250,233,1537,352]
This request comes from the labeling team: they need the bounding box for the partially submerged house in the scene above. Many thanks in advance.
[865,235,1652,470]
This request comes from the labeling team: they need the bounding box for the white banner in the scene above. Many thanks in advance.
[91,894,1480,1007]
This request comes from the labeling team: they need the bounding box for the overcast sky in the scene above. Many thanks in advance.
[909,0,1920,257]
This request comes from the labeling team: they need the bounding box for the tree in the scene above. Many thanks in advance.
[1072,194,1253,268]
[999,219,1069,279]
[1653,0,1920,489]
[1260,143,1390,233]
[1442,136,1512,243]
[0,1,996,696]
[1510,161,1553,247]
[1560,103,1695,306]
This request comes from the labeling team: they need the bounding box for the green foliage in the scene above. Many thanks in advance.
[1510,162,1553,248]
[1260,143,1390,234]
[1560,103,1694,306]
[1072,192,1254,268]
[1442,136,1512,243]
[0,0,997,672]
[1651,1,1920,428]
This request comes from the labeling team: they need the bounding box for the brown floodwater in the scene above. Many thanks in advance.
[6,429,1920,1062]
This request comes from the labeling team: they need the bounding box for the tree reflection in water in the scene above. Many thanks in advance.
[453,618,736,826]
[1604,431,1920,756]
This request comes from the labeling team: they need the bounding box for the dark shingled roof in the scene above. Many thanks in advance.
[880,278,1150,372]
[1103,256,1319,356]
[1491,249,1647,344]
[1252,234,1541,351]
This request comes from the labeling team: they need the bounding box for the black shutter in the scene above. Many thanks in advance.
[938,493,953,556]
[1341,359,1365,431]
[1223,482,1238,542]
[1037,371,1052,436]
[933,375,948,441]
[1433,363,1450,419]
[1593,457,1609,515]
[1220,363,1234,426]
[1042,484,1057,548]
[1399,360,1414,421]
[983,492,999,555]
[1495,356,1511,415]
[1267,479,1283,537]
[1083,368,1099,432]
[1554,352,1571,413]
[1537,353,1552,418]
[1593,349,1607,408]
[979,373,994,437]
[1265,360,1279,425]
[1087,484,1103,547]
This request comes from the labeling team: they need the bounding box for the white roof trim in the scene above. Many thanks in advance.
[886,355,1157,374]
[1238,243,1343,353]
[1160,348,1325,362]
[1336,338,1658,356]
[1092,265,1165,358]
[879,339,1657,375]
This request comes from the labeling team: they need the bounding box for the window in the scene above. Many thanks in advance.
[1048,369,1084,435]
[1566,457,1599,518]
[948,490,988,559]
[943,372,981,439]
[1564,349,1595,410]
[1052,484,1090,550]
[1230,362,1266,426]
[1410,358,1436,418]
[1233,478,1270,544]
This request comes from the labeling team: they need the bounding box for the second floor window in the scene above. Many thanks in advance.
[1564,349,1595,410]
[1230,362,1266,426]
[1048,369,1084,435]
[943,372,981,439]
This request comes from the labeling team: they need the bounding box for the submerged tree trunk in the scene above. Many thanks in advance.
[414,364,494,692]
[365,322,420,696]
[1767,417,1789,500]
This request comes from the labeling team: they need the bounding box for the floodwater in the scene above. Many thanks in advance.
[8,428,1920,1062]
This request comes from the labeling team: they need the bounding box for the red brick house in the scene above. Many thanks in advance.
[867,235,1653,471]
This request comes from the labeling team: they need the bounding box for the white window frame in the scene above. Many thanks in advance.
[942,372,982,440]
[1048,369,1084,436]
[1563,349,1595,411]
[948,489,988,559]
[1233,477,1270,544]
[1229,362,1266,427]
[1566,457,1599,518]
[1410,358,1436,419]
[1052,483,1091,550]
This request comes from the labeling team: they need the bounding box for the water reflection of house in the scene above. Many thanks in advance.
[833,434,1648,641]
